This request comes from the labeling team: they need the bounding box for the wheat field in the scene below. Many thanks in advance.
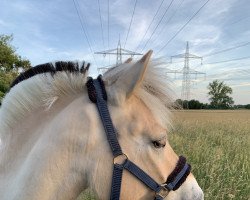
[78,110,250,200]
[170,110,250,200]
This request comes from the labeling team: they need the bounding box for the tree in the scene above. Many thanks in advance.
[208,80,234,109]
[174,99,204,109]
[188,99,204,109]
[0,34,31,103]
[174,99,183,109]
[245,104,250,109]
[174,99,189,109]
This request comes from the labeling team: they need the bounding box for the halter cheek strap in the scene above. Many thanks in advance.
[86,75,191,200]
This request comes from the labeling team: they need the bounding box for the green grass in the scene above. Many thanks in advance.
[76,189,96,200]
[170,110,250,200]
[78,110,250,200]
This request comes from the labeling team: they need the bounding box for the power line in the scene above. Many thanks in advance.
[193,16,250,53]
[169,14,250,53]
[124,0,138,48]
[169,41,250,65]
[140,0,175,53]
[203,41,250,57]
[134,0,166,52]
[97,0,105,49]
[205,55,250,65]
[204,69,250,78]
[156,0,211,55]
[194,69,250,82]
[150,0,184,49]
[72,0,98,66]
[107,0,110,64]
[72,0,93,52]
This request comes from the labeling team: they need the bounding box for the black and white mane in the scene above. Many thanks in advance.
[10,61,90,89]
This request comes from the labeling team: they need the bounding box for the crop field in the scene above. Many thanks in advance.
[78,110,250,200]
[170,110,250,200]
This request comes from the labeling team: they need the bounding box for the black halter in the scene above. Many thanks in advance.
[86,75,191,200]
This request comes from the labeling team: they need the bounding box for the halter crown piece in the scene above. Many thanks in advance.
[86,75,191,200]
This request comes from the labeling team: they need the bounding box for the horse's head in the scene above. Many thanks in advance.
[87,51,204,199]
[0,51,203,200]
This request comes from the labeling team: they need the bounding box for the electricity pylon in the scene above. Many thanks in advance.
[95,38,142,73]
[168,41,205,102]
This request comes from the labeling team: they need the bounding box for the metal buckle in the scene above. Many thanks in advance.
[113,153,128,165]
[155,184,170,199]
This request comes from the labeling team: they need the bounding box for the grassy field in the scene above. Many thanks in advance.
[170,110,250,200]
[78,110,250,200]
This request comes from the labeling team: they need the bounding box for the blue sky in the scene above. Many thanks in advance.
[0,0,249,104]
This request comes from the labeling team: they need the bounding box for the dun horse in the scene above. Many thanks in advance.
[0,51,203,199]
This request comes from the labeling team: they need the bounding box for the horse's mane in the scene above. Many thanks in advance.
[0,59,173,137]
[10,61,90,88]
[0,61,90,133]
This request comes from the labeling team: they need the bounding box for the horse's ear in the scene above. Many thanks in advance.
[119,50,153,99]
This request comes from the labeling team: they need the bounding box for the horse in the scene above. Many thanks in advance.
[0,50,204,200]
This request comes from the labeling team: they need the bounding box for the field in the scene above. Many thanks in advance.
[170,110,250,200]
[78,110,250,200]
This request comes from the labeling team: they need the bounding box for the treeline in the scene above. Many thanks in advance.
[175,99,250,110]
[0,34,31,104]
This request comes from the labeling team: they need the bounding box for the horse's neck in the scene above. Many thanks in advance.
[0,106,48,171]
[0,95,95,200]
[0,95,74,170]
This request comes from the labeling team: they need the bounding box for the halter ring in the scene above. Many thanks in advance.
[155,184,170,199]
[113,153,128,165]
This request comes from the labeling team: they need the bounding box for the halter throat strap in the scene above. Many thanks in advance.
[86,76,191,200]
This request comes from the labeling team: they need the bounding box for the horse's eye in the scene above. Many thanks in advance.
[152,140,166,148]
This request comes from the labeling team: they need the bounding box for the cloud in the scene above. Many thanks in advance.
[0,0,249,104]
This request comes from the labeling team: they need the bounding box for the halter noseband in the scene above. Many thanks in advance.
[86,75,191,200]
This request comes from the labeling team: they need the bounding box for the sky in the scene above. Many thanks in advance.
[0,0,249,104]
